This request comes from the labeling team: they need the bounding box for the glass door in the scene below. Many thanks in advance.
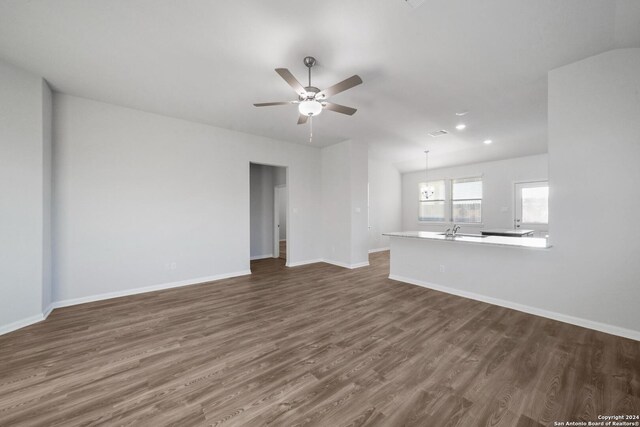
[514,181,549,232]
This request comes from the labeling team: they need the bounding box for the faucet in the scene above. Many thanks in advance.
[444,225,460,237]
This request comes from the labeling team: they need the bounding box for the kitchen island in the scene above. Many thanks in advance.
[383,231,554,322]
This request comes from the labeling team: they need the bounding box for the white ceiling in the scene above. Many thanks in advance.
[1,0,638,172]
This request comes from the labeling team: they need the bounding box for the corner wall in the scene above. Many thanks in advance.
[0,60,52,333]
[547,48,640,334]
[321,140,369,268]
[368,158,402,251]
[52,94,322,303]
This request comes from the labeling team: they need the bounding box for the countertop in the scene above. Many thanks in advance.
[383,231,551,249]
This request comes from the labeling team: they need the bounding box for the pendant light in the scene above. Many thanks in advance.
[422,150,433,200]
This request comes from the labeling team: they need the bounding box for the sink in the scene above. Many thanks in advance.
[437,233,488,238]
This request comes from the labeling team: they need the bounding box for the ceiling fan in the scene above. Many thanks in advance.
[253,56,363,126]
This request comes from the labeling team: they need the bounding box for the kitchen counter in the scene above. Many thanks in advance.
[383,231,551,249]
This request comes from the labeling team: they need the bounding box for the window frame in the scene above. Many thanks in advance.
[418,179,447,222]
[451,177,483,224]
[417,176,483,225]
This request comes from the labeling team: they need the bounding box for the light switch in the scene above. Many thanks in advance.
[293,208,298,214]
[355,207,361,213]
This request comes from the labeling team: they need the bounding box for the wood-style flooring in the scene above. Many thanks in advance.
[0,251,638,426]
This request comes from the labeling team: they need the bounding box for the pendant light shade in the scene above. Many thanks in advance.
[298,100,323,116]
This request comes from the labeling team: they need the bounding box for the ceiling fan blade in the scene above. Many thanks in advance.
[253,101,296,107]
[275,68,307,97]
[322,102,357,116]
[316,75,363,99]
[297,114,309,125]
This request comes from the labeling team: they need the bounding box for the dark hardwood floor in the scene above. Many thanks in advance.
[0,251,638,426]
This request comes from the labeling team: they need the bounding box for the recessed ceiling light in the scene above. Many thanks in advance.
[483,139,493,145]
[455,124,466,130]
[455,111,468,116]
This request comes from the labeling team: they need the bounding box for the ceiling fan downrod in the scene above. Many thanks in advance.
[303,56,316,88]
[304,57,317,143]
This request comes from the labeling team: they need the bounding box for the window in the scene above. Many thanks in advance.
[418,180,446,221]
[418,177,483,223]
[452,177,482,223]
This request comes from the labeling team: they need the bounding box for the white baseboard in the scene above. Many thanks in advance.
[286,258,369,269]
[368,247,390,253]
[52,270,252,309]
[0,312,48,336]
[389,274,640,342]
[323,259,370,269]
[286,258,323,267]
[42,303,54,319]
[350,261,370,269]
[250,254,273,260]
[1,270,251,336]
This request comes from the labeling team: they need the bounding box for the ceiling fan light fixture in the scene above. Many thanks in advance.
[298,100,323,116]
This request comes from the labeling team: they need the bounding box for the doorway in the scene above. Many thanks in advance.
[514,181,549,234]
[249,163,287,264]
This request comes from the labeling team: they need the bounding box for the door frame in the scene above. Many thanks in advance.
[248,162,289,270]
[513,180,549,233]
[273,184,286,259]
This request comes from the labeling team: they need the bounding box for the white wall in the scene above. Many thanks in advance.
[53,94,322,302]
[321,141,352,265]
[402,154,548,233]
[42,80,53,312]
[368,158,402,251]
[0,60,51,332]
[547,48,640,334]
[349,141,369,266]
[250,163,275,259]
[321,140,369,268]
[274,167,286,186]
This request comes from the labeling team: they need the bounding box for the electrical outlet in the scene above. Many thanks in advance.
[439,265,445,273]
[170,262,177,270]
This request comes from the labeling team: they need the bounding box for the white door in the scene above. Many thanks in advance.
[514,181,549,232]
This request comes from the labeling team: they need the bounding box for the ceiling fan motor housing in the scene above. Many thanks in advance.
[301,86,320,100]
